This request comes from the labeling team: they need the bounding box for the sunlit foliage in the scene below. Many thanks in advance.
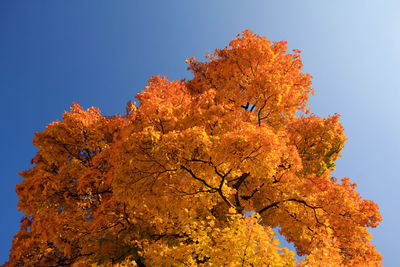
[5,30,381,266]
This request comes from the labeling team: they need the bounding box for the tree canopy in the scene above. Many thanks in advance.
[6,30,381,266]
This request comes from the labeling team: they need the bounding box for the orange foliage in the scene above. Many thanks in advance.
[5,30,381,266]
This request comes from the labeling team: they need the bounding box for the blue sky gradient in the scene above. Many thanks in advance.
[1,1,399,265]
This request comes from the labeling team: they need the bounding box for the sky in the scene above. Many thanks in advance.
[0,0,399,265]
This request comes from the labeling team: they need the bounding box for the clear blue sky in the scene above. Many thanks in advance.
[1,1,398,265]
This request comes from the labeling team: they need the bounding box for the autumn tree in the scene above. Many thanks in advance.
[5,30,381,266]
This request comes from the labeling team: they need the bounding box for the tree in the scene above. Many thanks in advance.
[5,30,381,266]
